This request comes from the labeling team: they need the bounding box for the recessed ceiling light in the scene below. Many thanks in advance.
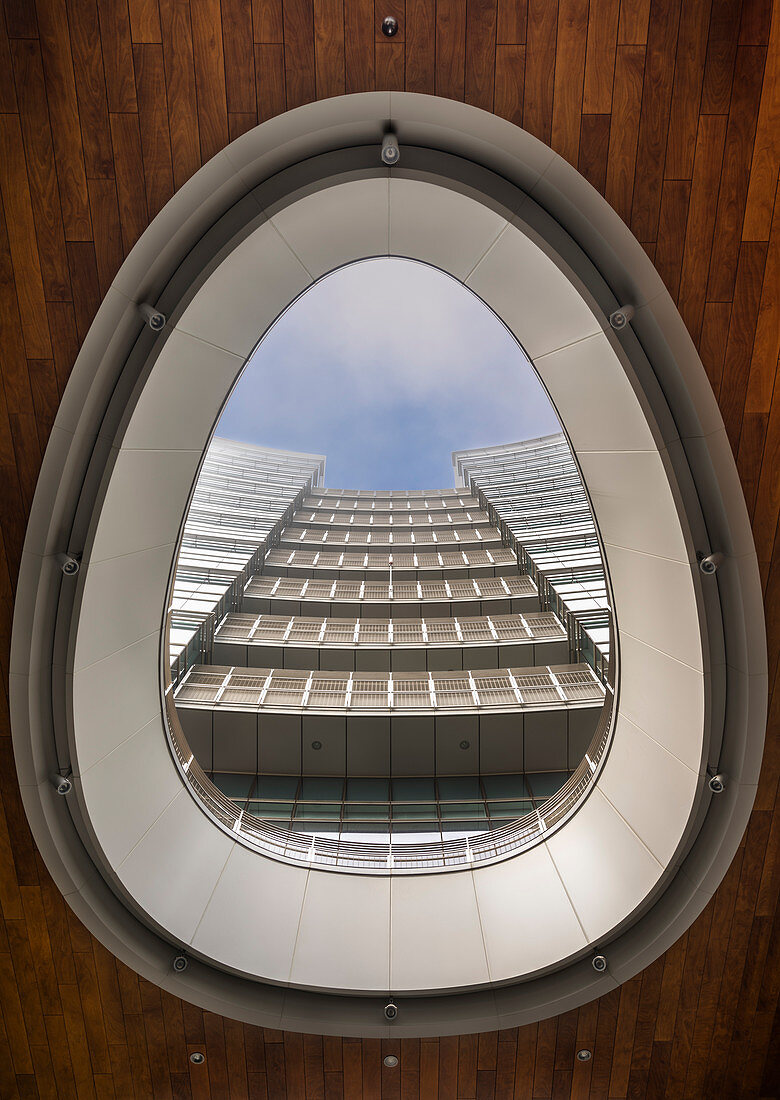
[383,1055,399,1068]
[189,1052,205,1065]
[576,1049,592,1062]
[311,740,322,750]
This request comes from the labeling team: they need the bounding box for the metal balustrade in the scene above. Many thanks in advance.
[296,508,491,527]
[175,662,604,713]
[164,685,614,872]
[263,546,518,571]
[243,573,538,603]
[214,610,566,648]
[280,526,500,547]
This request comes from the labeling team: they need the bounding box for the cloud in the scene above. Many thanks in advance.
[217,258,561,488]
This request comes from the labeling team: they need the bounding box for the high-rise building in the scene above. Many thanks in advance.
[170,434,608,868]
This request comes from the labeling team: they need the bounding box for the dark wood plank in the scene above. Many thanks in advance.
[742,0,779,241]
[663,0,711,180]
[718,240,768,448]
[523,0,557,143]
[256,42,287,120]
[435,0,466,101]
[707,45,767,301]
[604,43,646,224]
[159,0,202,188]
[550,0,588,165]
[128,0,162,41]
[345,0,374,92]
[582,0,619,114]
[494,43,525,126]
[677,113,728,343]
[67,0,115,180]
[284,0,316,106]
[655,177,691,298]
[0,115,53,359]
[96,0,138,112]
[223,0,257,113]
[496,0,525,44]
[630,0,682,242]
[617,0,652,45]
[376,39,404,89]
[253,0,283,40]
[314,0,345,98]
[35,0,92,241]
[700,0,743,113]
[465,0,497,111]
[109,110,150,253]
[9,39,72,302]
[191,0,230,161]
[133,42,176,218]
[578,111,610,194]
[405,0,434,93]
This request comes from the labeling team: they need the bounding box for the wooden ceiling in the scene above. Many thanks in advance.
[0,0,778,1095]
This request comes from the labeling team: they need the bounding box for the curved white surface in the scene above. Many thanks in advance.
[69,175,704,994]
[11,93,765,1033]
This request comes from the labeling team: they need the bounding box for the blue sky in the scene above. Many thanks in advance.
[216,258,561,490]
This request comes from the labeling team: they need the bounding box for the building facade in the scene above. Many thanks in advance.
[170,435,608,867]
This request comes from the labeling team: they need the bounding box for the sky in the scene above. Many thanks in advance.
[216,258,562,490]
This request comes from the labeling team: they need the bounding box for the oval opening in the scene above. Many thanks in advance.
[167,258,612,871]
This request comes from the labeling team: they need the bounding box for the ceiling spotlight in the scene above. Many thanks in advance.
[591,954,607,972]
[708,770,726,794]
[459,740,470,750]
[381,15,399,36]
[576,1049,592,1062]
[384,1001,398,1020]
[698,552,723,575]
[172,954,188,972]
[189,1052,205,1065]
[51,773,72,796]
[383,1055,399,1068]
[609,304,634,330]
[138,302,167,331]
[311,740,322,750]
[56,553,80,576]
[381,133,400,166]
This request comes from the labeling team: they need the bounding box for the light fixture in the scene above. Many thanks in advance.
[381,15,398,36]
[383,1055,399,1068]
[189,1052,205,1065]
[576,1049,592,1062]
[608,304,634,330]
[592,954,607,972]
[459,740,470,750]
[381,133,400,166]
[698,552,724,575]
[138,302,167,331]
[311,740,322,750]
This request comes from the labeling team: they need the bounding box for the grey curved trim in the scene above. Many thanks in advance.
[10,93,766,1036]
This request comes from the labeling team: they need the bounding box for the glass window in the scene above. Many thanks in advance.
[256,775,299,800]
[438,776,481,801]
[392,777,435,802]
[482,773,529,799]
[392,803,438,820]
[300,776,344,801]
[294,803,341,819]
[343,803,390,820]
[346,777,390,801]
[246,800,293,820]
[528,772,569,799]
[211,773,254,801]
